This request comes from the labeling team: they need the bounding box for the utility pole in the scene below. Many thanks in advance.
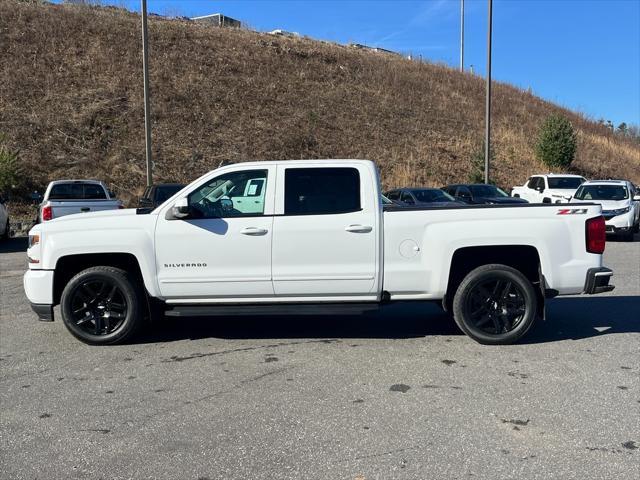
[460,0,464,72]
[484,0,493,184]
[141,0,153,187]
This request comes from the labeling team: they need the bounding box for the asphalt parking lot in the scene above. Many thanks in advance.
[1,236,638,480]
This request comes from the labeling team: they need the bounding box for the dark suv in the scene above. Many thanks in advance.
[138,183,185,209]
[442,184,529,205]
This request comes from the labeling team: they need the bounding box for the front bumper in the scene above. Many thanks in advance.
[583,267,614,294]
[604,224,632,235]
[24,269,55,321]
[30,303,54,321]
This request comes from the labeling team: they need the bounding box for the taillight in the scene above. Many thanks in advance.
[42,205,52,221]
[586,216,605,254]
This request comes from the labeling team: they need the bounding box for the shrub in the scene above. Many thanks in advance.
[469,141,494,184]
[0,135,25,195]
[535,114,577,169]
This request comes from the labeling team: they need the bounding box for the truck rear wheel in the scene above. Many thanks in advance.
[60,266,144,345]
[452,264,537,345]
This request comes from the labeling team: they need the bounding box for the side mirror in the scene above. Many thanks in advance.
[170,197,190,219]
[108,190,117,199]
[220,197,233,212]
[536,186,544,192]
[403,197,415,205]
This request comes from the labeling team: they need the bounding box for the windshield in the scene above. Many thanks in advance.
[48,183,107,200]
[547,177,585,189]
[574,185,628,201]
[468,185,508,198]
[412,189,454,202]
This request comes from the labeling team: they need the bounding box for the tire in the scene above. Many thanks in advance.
[452,264,537,345]
[60,266,144,345]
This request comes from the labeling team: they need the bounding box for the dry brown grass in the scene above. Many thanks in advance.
[1,0,638,207]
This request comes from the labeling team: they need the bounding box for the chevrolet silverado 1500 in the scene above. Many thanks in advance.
[24,160,614,345]
[37,180,122,222]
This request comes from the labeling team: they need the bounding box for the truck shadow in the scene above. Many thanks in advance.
[0,236,27,254]
[523,295,640,344]
[144,295,640,344]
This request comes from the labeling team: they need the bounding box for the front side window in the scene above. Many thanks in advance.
[574,185,628,201]
[456,186,472,198]
[412,189,454,202]
[386,191,400,200]
[188,169,268,218]
[285,167,360,215]
[401,191,415,204]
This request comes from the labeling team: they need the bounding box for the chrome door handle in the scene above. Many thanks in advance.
[240,227,268,236]
[345,224,372,233]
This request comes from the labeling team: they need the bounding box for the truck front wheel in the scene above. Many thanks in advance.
[60,266,144,345]
[452,264,537,345]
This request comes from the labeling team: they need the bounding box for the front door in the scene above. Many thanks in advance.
[271,165,379,298]
[155,167,275,300]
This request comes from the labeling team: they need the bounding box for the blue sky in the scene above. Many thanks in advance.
[56,0,640,126]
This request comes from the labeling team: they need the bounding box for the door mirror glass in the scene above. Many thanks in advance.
[171,197,190,219]
[220,197,233,212]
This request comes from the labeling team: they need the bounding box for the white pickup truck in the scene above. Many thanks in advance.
[37,180,122,222]
[24,160,614,346]
[511,174,586,204]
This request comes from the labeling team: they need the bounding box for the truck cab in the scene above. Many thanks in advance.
[511,174,586,204]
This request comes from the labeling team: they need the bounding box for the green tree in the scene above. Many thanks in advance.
[535,114,577,169]
[616,122,628,136]
[469,141,494,184]
[0,135,25,195]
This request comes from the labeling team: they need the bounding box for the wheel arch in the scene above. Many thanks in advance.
[444,245,544,313]
[53,253,146,306]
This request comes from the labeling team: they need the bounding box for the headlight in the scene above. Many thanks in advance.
[28,234,40,248]
[612,206,630,216]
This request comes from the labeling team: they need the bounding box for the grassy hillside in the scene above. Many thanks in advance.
[1,0,638,206]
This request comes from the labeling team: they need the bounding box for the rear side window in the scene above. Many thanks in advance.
[285,168,361,215]
[49,183,107,200]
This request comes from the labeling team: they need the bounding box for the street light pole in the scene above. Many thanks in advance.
[460,0,464,72]
[141,0,153,187]
[484,0,492,184]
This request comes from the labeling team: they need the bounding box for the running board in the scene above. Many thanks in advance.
[165,302,382,317]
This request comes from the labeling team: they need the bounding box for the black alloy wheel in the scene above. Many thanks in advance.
[69,279,128,336]
[463,278,526,335]
[453,264,537,345]
[60,266,144,345]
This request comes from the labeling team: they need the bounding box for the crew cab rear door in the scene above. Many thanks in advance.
[271,164,379,298]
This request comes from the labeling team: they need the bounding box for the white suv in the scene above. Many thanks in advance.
[572,180,640,241]
[511,174,586,203]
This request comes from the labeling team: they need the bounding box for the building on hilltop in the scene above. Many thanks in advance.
[350,43,401,56]
[191,13,241,28]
